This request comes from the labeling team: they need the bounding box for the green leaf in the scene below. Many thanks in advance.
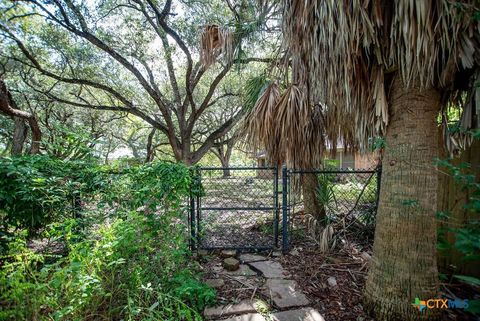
[453,275,480,286]
[148,301,159,311]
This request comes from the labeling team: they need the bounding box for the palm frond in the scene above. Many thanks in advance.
[242,82,280,159]
[273,85,310,167]
[281,0,480,150]
[199,24,234,68]
[243,75,270,112]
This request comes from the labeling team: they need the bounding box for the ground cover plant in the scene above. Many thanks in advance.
[0,157,215,321]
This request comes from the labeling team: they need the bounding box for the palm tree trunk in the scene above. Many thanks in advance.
[364,77,440,320]
[303,174,326,223]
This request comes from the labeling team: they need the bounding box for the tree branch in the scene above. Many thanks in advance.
[190,110,244,164]
[0,79,41,154]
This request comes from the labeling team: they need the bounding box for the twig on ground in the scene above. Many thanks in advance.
[250,287,258,300]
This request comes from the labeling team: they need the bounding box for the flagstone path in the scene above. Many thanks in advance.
[202,251,326,321]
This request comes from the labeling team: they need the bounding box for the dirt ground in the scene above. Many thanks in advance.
[199,242,480,321]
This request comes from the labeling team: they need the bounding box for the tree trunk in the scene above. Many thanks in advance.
[11,117,27,155]
[213,143,234,177]
[28,115,41,154]
[220,157,231,177]
[145,128,156,163]
[364,77,440,321]
[0,80,42,154]
[303,174,326,223]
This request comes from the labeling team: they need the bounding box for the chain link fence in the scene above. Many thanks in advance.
[190,166,381,251]
[285,167,381,249]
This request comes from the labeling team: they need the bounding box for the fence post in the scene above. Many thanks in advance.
[190,169,197,251]
[282,165,288,253]
[196,169,202,248]
[375,165,382,211]
[274,166,279,248]
[190,194,196,250]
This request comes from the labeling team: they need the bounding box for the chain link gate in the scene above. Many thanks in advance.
[189,166,381,252]
[190,167,280,251]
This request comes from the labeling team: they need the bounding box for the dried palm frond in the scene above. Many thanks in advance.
[273,85,311,167]
[243,82,326,168]
[281,0,479,151]
[302,104,326,168]
[242,82,280,159]
[305,214,334,252]
[319,224,335,253]
[443,74,479,154]
[199,24,234,68]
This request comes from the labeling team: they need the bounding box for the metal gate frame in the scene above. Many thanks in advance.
[190,166,281,251]
[189,165,381,252]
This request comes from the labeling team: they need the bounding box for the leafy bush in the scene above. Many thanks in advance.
[1,213,214,320]
[43,124,98,160]
[316,173,337,214]
[0,155,106,234]
[0,159,215,320]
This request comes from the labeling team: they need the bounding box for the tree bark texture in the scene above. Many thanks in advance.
[303,174,326,223]
[145,128,156,163]
[364,76,441,321]
[11,116,27,155]
[213,142,234,177]
[0,80,42,154]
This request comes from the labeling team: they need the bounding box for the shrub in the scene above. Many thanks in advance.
[0,155,106,234]
[1,213,214,320]
[0,160,215,320]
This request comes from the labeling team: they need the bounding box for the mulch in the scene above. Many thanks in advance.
[278,243,479,321]
[278,244,375,321]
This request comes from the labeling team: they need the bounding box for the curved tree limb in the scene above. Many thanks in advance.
[0,79,41,154]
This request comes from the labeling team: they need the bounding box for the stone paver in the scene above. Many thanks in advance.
[204,300,258,319]
[223,257,240,271]
[203,254,319,321]
[239,253,267,263]
[220,313,266,321]
[225,264,257,276]
[205,278,225,288]
[265,279,310,309]
[248,260,289,278]
[272,308,325,321]
[221,250,237,258]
